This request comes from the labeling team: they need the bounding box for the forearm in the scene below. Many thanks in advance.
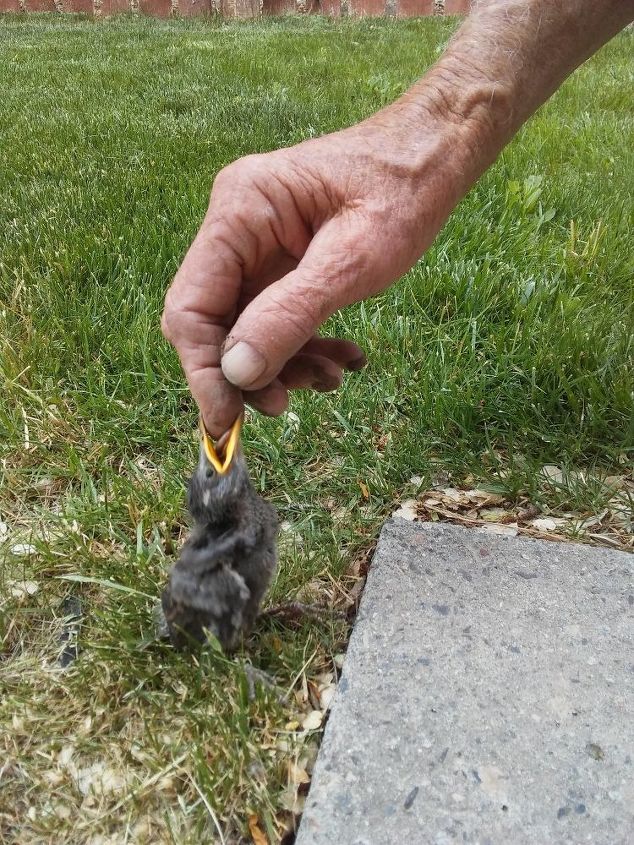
[387,0,634,187]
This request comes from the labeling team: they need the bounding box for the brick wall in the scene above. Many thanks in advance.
[0,0,470,17]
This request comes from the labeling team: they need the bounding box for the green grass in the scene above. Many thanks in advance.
[1,13,632,844]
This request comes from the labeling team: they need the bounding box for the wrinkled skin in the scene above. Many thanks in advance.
[161,111,472,438]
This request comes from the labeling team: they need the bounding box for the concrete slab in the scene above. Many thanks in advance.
[297,520,634,845]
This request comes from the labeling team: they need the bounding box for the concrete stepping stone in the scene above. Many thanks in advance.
[297,520,633,845]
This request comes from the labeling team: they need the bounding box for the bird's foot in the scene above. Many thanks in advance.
[242,663,284,703]
[153,602,171,640]
[262,601,347,624]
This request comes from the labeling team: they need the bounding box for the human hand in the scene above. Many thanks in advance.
[162,108,475,438]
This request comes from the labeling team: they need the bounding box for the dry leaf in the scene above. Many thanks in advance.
[393,499,418,521]
[319,685,336,711]
[74,761,129,797]
[477,523,518,537]
[307,680,321,712]
[248,814,268,845]
[53,802,71,820]
[406,473,632,552]
[332,506,349,522]
[423,496,442,507]
[529,517,567,532]
[269,635,283,654]
[541,465,564,483]
[466,489,504,504]
[479,508,511,522]
[280,784,306,815]
[359,481,369,500]
[604,475,627,490]
[301,710,323,731]
[430,469,452,486]
[439,487,465,502]
[9,580,39,598]
[297,578,327,603]
[375,432,390,452]
[9,543,37,556]
[346,577,365,606]
[576,510,609,531]
[288,762,310,786]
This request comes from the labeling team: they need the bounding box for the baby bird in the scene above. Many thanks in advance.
[161,417,278,652]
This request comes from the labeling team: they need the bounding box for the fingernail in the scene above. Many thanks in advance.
[221,341,266,387]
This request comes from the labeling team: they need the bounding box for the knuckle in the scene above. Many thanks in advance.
[160,291,189,345]
[161,293,175,342]
[160,310,172,343]
[212,154,264,194]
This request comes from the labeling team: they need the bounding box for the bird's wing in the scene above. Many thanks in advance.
[177,524,258,575]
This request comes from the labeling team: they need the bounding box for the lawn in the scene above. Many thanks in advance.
[0,13,632,844]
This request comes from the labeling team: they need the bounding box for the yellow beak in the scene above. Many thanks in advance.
[199,414,243,475]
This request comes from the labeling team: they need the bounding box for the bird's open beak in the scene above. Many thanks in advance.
[199,415,243,475]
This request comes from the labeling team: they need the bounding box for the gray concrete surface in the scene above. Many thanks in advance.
[297,520,634,845]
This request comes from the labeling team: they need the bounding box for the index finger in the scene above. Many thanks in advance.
[162,221,245,438]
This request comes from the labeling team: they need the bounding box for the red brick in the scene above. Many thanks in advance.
[316,0,339,14]
[138,0,172,14]
[397,0,432,16]
[65,0,94,11]
[178,0,212,14]
[262,0,295,13]
[25,0,57,10]
[99,0,130,13]
[0,0,23,10]
[348,0,385,16]
[444,0,469,13]
[221,0,259,16]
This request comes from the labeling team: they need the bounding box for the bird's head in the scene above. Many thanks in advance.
[187,416,250,524]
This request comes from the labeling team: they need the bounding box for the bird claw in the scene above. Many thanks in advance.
[242,663,284,702]
[153,602,171,640]
[261,602,347,624]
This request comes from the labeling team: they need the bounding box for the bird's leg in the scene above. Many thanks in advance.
[242,663,285,703]
[261,602,347,623]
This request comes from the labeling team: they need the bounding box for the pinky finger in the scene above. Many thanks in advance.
[244,379,289,417]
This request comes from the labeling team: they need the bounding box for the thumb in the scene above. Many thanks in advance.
[221,231,362,391]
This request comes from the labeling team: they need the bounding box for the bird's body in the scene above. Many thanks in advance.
[162,427,278,652]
